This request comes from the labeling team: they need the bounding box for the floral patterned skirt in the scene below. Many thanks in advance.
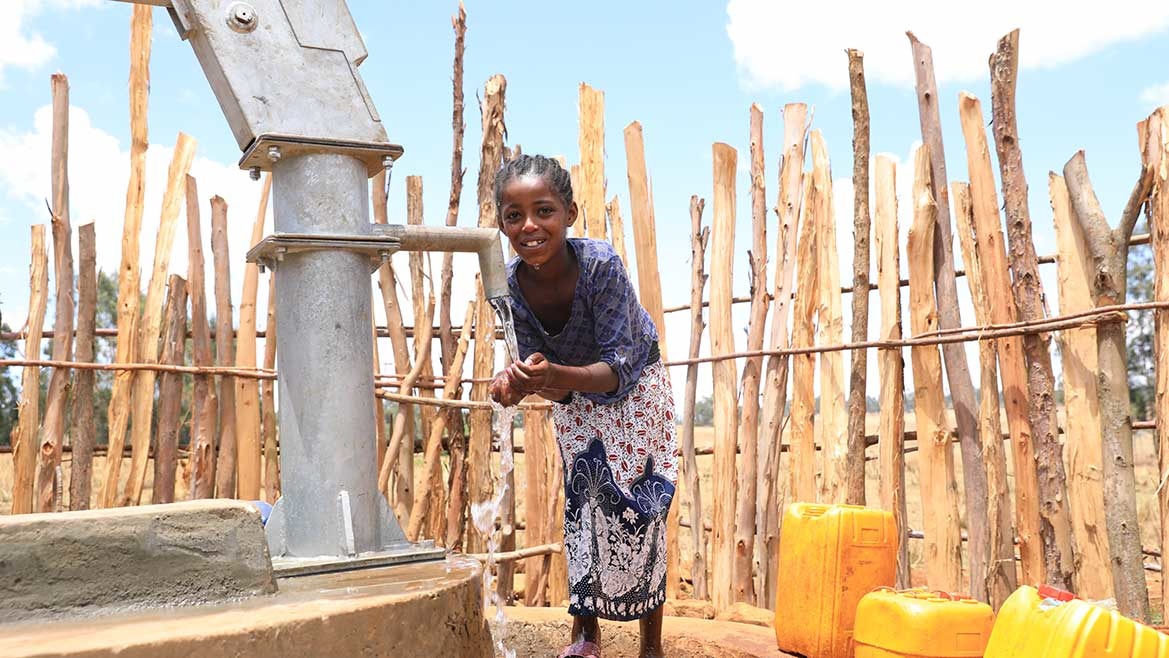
[551,360,678,621]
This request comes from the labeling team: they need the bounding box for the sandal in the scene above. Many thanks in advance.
[558,640,601,658]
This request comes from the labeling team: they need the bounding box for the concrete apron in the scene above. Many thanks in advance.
[0,501,491,658]
[0,555,490,658]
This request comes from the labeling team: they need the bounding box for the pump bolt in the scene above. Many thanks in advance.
[267,145,282,163]
[382,155,394,170]
[226,2,258,33]
[249,166,261,181]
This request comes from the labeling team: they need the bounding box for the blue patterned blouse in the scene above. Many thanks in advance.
[507,238,659,405]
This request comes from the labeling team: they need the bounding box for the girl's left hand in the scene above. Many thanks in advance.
[508,352,553,394]
[490,371,523,407]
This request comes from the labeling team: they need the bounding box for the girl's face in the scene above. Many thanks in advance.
[498,174,578,269]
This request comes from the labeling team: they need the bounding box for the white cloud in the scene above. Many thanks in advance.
[1140,82,1169,108]
[0,103,269,329]
[0,0,100,84]
[726,0,1169,91]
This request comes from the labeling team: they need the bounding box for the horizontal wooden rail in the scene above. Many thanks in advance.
[660,232,1151,314]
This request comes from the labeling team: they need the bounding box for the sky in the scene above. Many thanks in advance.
[2,0,1169,408]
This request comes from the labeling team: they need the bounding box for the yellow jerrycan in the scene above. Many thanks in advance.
[984,585,1169,657]
[774,503,898,658]
[853,588,993,657]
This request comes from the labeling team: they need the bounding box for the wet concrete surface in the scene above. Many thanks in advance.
[0,554,491,658]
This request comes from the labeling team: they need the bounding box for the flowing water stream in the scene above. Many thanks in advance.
[471,298,522,658]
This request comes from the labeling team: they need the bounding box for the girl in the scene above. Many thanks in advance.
[489,155,677,658]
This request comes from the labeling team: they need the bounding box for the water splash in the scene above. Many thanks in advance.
[471,297,521,658]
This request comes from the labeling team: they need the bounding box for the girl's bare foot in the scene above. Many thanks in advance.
[639,605,665,657]
[559,615,600,657]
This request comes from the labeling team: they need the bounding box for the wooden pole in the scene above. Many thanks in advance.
[11,226,49,514]
[624,120,680,596]
[710,142,739,612]
[468,74,507,552]
[811,131,846,504]
[152,275,187,505]
[546,417,569,606]
[473,543,562,564]
[683,195,709,602]
[990,31,1075,591]
[439,2,469,549]
[261,274,279,502]
[732,104,767,605]
[70,223,97,511]
[908,146,963,593]
[957,91,1043,585]
[908,33,988,600]
[124,133,197,506]
[606,196,629,268]
[102,3,152,508]
[39,71,75,513]
[758,103,809,607]
[408,177,433,443]
[569,164,584,239]
[523,404,552,605]
[1147,107,1169,622]
[211,196,238,499]
[372,167,415,518]
[439,1,468,369]
[790,177,819,506]
[372,304,387,478]
[405,175,444,538]
[187,177,217,500]
[234,174,271,502]
[875,156,909,588]
[624,122,669,347]
[1062,149,1154,621]
[845,50,871,507]
[379,298,433,498]
[407,303,475,541]
[952,181,1018,609]
[579,83,606,241]
[1049,172,1112,600]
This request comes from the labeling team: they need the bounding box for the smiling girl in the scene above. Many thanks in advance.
[488,155,677,658]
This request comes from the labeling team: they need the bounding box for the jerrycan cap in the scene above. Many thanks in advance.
[1037,585,1076,602]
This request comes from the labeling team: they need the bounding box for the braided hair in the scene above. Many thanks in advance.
[493,154,574,217]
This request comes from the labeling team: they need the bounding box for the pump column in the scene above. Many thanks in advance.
[264,153,400,558]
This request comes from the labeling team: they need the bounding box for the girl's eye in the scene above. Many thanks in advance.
[538,206,554,216]
[505,211,521,222]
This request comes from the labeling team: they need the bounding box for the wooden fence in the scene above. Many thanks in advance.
[3,7,1169,625]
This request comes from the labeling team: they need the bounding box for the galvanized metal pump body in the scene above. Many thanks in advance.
[116,0,508,573]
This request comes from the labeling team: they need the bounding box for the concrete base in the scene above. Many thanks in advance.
[0,500,275,624]
[494,606,794,657]
[0,555,491,658]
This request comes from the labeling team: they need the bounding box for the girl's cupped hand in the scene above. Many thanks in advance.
[489,371,524,407]
[507,352,553,394]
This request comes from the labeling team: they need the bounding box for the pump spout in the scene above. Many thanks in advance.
[372,224,508,300]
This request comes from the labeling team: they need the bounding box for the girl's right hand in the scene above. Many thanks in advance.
[489,372,522,407]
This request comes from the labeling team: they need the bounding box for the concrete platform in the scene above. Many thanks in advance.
[494,605,794,657]
[0,555,491,658]
[0,500,275,623]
